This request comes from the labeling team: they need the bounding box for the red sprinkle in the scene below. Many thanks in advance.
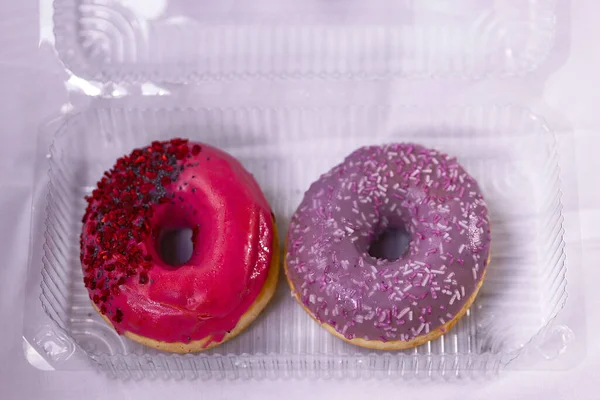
[80,139,194,325]
[139,271,149,285]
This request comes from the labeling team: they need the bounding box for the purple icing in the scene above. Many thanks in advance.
[286,144,491,343]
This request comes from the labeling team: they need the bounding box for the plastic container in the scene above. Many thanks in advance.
[23,102,575,379]
[52,0,557,81]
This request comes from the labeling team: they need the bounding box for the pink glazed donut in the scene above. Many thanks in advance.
[80,139,279,353]
[285,143,491,350]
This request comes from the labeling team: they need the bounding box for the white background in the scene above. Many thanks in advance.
[1,1,599,399]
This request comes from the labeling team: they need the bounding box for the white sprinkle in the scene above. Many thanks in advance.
[425,323,430,334]
[397,307,410,319]
[446,313,453,319]
[449,294,457,305]
[402,156,410,164]
[439,317,446,325]
[416,323,425,335]
[432,158,439,165]
[430,269,444,275]
[408,311,413,321]
[355,315,364,323]
[403,269,414,276]
[459,244,466,254]
[309,294,316,304]
[421,274,430,287]
[345,226,354,234]
[404,284,413,292]
[472,268,478,280]
[324,309,329,316]
[461,286,466,297]
[358,258,365,268]
[454,289,461,300]
[341,325,349,335]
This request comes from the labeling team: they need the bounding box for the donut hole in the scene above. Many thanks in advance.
[158,228,194,266]
[368,226,410,262]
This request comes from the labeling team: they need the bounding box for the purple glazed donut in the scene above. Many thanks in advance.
[285,144,491,350]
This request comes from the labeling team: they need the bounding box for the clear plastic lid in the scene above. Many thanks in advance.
[51,0,557,82]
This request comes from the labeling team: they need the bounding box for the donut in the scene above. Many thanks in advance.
[80,138,279,353]
[285,143,491,350]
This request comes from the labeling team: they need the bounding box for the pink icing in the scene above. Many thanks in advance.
[286,144,491,342]
[80,139,274,345]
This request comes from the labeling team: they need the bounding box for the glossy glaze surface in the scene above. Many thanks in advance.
[81,139,274,344]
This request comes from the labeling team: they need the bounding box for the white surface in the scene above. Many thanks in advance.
[1,1,599,399]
